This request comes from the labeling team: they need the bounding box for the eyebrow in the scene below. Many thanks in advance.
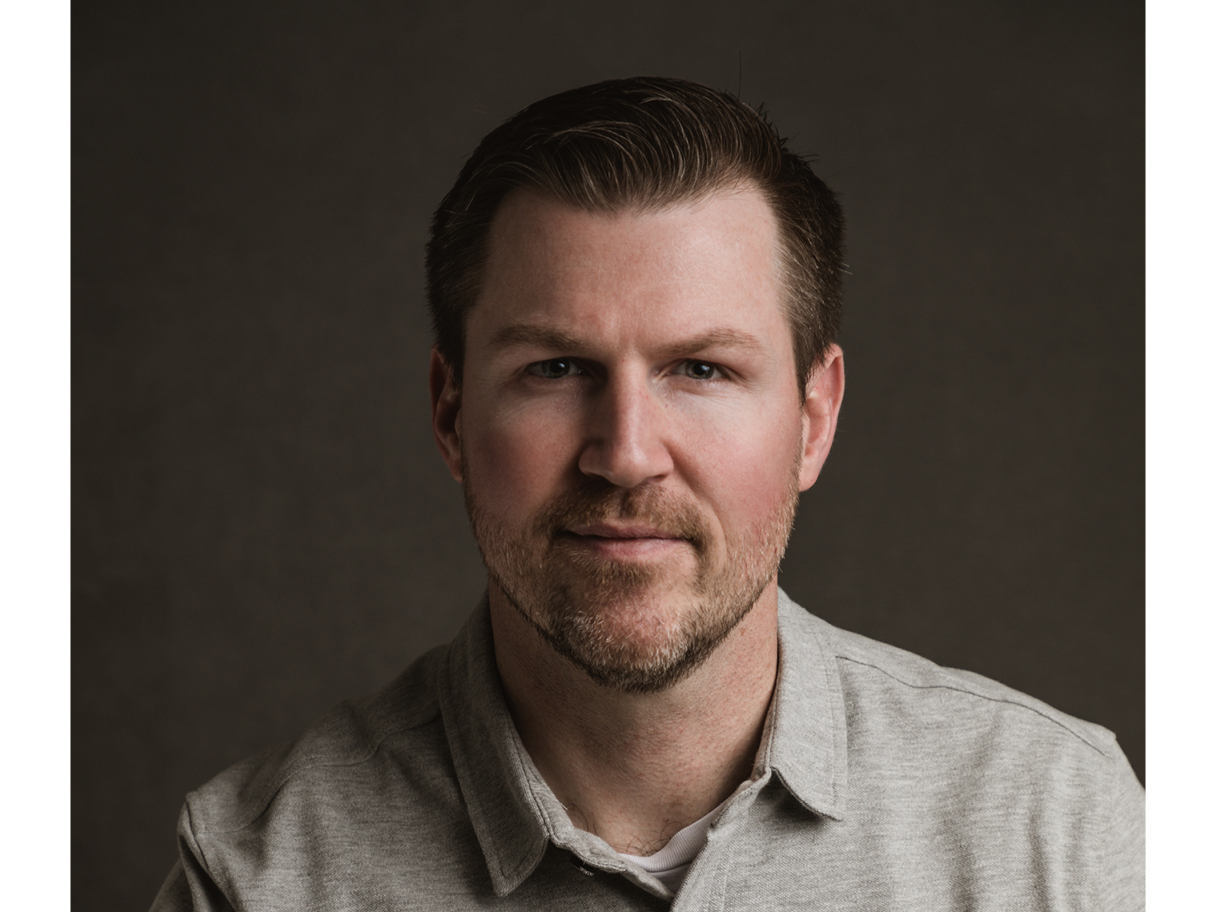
[488,323,584,353]
[487,322,768,359]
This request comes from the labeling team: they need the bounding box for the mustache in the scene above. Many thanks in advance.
[535,481,710,553]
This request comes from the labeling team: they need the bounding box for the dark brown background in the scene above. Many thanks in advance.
[73,2,1143,909]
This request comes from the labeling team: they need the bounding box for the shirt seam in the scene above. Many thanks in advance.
[183,796,231,906]
[835,654,1113,758]
[195,715,442,837]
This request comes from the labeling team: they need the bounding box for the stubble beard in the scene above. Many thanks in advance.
[463,457,802,695]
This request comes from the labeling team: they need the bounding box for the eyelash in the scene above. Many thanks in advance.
[680,361,723,381]
[525,359,725,381]
[525,358,587,380]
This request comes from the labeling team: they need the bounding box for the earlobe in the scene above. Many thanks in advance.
[429,347,464,482]
[798,345,845,492]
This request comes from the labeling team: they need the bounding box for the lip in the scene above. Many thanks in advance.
[557,523,689,560]
[565,522,683,541]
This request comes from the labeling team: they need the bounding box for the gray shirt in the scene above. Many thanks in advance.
[151,590,1145,910]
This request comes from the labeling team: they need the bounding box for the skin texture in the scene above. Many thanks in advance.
[431,186,844,854]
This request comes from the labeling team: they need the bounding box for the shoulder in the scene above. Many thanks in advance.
[776,596,1144,908]
[832,616,1116,756]
[171,642,499,906]
[780,598,1131,786]
[182,643,451,840]
[773,600,1143,909]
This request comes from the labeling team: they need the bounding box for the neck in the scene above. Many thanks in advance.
[489,581,780,855]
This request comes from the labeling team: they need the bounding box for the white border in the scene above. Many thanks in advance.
[1146,0,1212,905]
[3,2,71,907]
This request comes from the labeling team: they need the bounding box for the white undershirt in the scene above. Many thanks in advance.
[617,802,722,894]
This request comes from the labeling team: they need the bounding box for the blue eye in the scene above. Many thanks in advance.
[527,358,580,379]
[682,361,721,380]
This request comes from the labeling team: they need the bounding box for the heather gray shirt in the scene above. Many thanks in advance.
[151,591,1145,910]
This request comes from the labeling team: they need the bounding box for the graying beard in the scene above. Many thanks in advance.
[494,565,773,694]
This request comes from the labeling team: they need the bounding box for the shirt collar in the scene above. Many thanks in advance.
[436,596,551,896]
[765,587,849,820]
[436,588,849,896]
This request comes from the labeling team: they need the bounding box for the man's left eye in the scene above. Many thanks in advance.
[681,361,722,380]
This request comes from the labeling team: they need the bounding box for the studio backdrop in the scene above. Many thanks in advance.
[73,2,1144,909]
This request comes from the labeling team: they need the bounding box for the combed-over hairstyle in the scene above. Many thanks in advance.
[425,76,845,389]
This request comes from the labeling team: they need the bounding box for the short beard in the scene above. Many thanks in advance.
[464,461,801,695]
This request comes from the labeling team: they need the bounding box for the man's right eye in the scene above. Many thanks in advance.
[526,359,580,379]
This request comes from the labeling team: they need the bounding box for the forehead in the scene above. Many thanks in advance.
[472,187,788,353]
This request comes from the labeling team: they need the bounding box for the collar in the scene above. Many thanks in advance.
[436,588,849,896]
[765,588,848,820]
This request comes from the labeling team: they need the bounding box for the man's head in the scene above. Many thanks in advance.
[428,79,846,693]
[425,76,845,393]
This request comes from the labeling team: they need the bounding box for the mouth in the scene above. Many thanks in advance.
[566,522,683,540]
[556,523,690,559]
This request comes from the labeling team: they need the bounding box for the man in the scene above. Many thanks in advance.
[152,77,1144,910]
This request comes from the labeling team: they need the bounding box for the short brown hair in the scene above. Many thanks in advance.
[425,76,845,389]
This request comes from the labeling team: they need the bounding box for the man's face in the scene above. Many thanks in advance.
[432,186,838,692]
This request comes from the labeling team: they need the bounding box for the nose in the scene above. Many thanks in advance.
[577,374,674,488]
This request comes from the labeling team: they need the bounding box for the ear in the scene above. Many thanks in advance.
[798,345,845,492]
[429,347,464,482]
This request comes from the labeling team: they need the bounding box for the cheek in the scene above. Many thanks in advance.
[462,401,577,517]
[684,409,804,533]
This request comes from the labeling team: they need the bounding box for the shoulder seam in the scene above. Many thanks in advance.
[835,654,1113,759]
[196,712,444,837]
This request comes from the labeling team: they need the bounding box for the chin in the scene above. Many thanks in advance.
[503,573,763,694]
